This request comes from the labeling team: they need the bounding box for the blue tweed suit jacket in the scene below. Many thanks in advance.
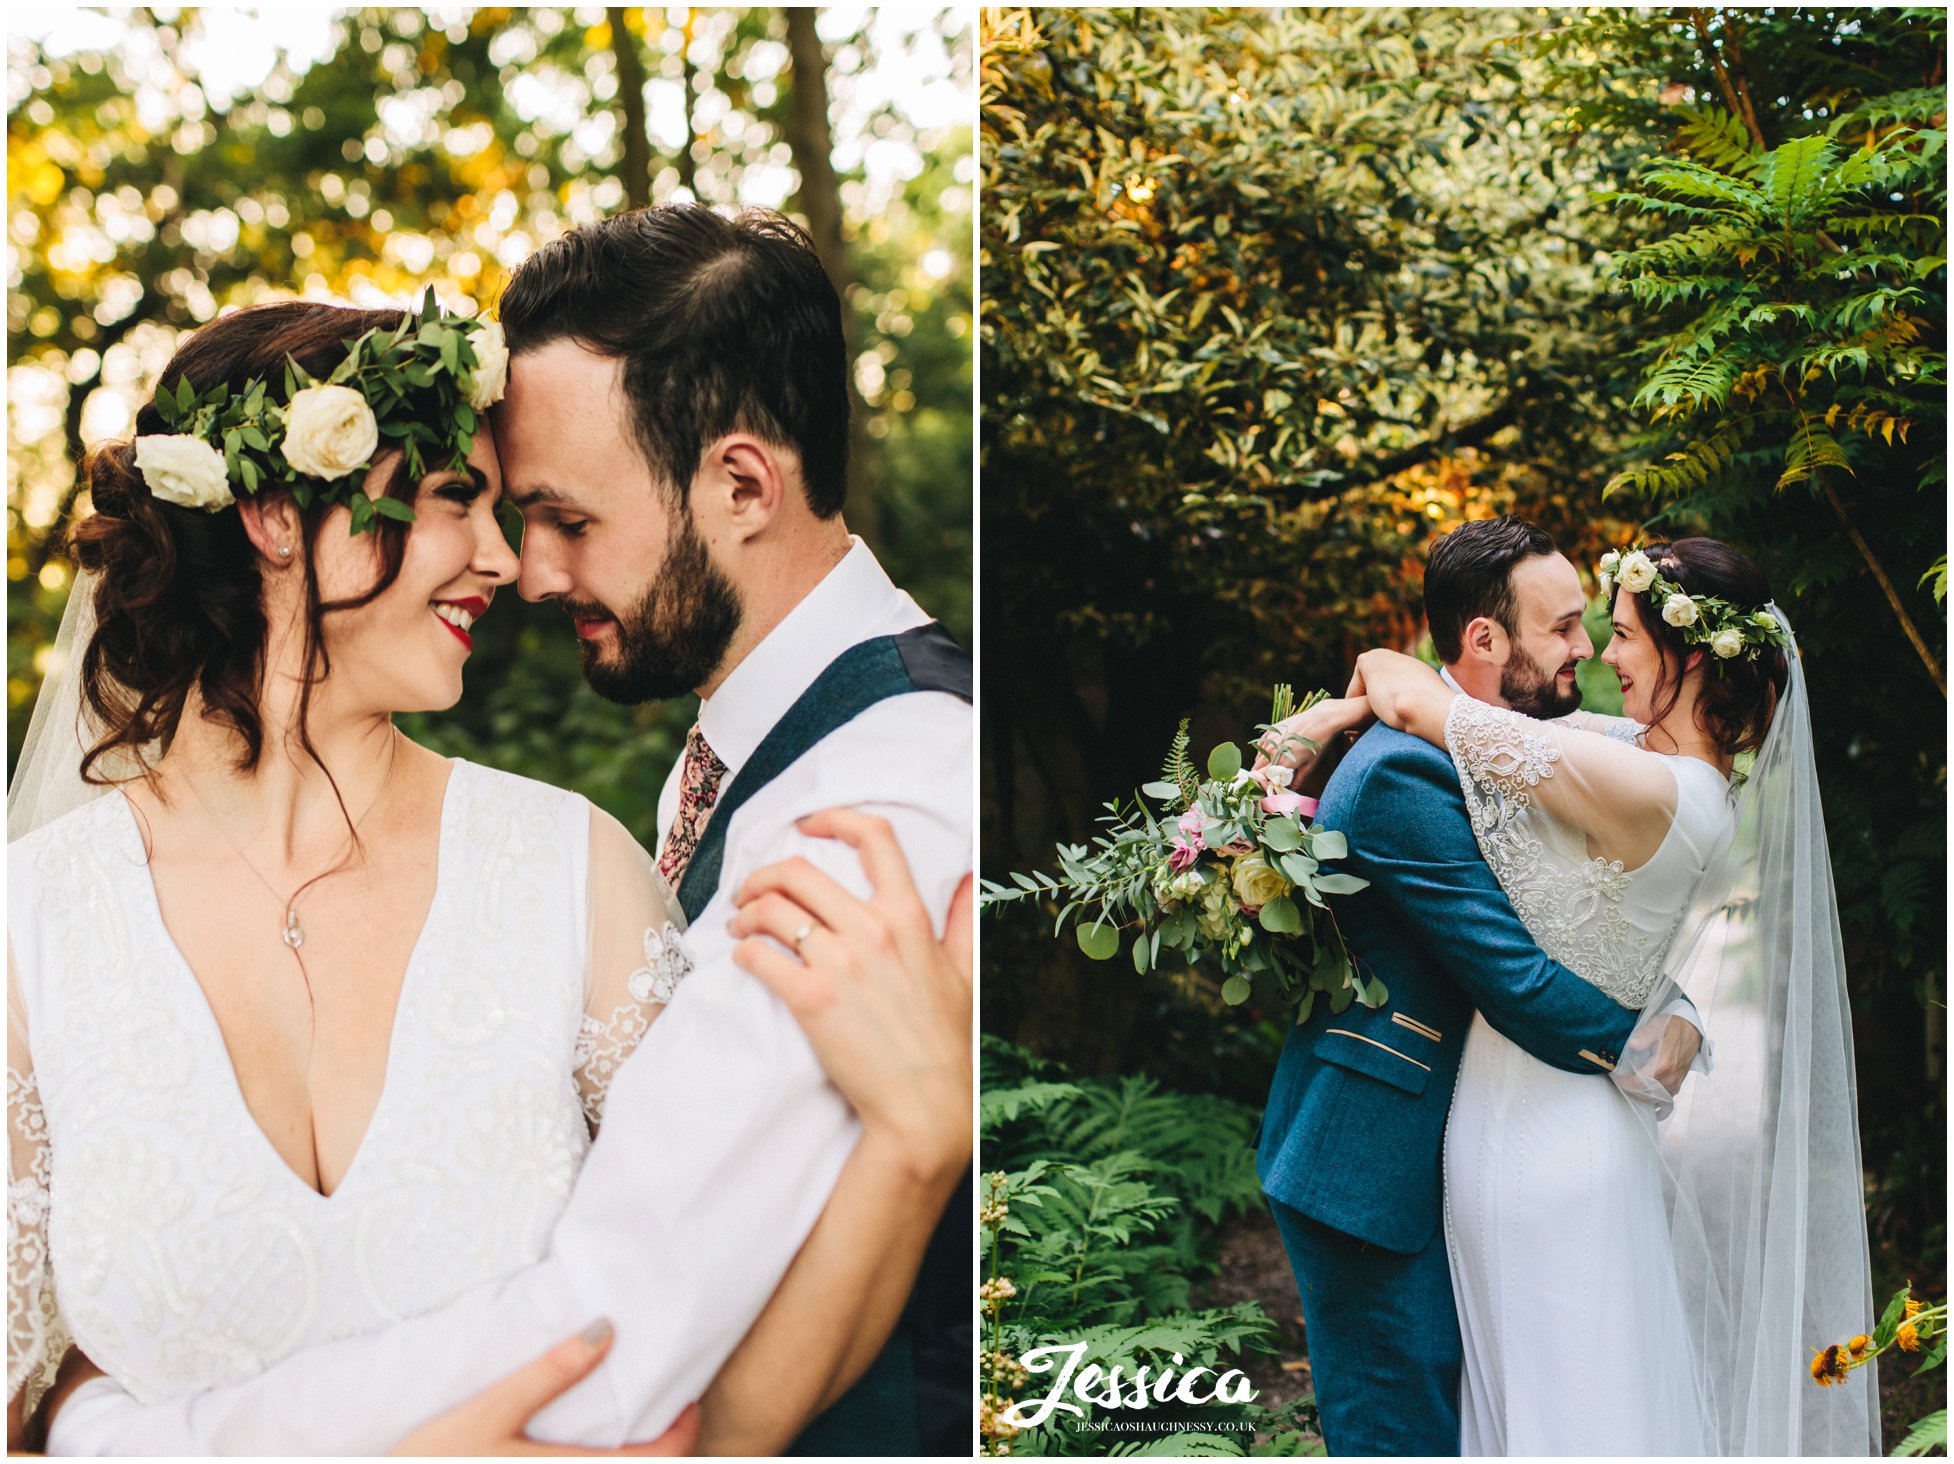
[1257,724,1641,1255]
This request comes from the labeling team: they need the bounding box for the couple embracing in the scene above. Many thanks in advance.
[8,205,971,1455]
[1253,517,1878,1456]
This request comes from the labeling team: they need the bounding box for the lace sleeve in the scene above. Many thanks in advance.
[572,807,692,1135]
[8,945,66,1416]
[1554,708,1645,745]
[1444,694,1678,870]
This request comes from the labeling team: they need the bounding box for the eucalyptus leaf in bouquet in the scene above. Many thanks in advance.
[982,686,1378,1023]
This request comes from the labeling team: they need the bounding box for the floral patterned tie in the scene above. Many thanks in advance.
[658,723,729,889]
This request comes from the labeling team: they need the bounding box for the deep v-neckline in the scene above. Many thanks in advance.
[113,759,465,1203]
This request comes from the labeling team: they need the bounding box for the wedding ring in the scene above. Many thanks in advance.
[792,921,816,953]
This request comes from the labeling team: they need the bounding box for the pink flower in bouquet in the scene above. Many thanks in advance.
[1259,790,1319,819]
[1221,838,1256,856]
[1177,809,1208,848]
[1168,838,1201,873]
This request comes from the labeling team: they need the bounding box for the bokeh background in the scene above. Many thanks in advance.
[978,8,1944,1455]
[8,5,972,848]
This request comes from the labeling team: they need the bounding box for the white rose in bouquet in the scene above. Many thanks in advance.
[283,385,379,480]
[1231,853,1292,910]
[134,435,233,511]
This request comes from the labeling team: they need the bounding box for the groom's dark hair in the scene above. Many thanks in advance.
[1424,516,1558,662]
[498,204,850,517]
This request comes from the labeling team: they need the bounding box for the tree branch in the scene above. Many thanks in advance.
[1817,472,1945,697]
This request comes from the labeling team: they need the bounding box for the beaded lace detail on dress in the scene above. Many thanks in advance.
[574,921,690,1131]
[1444,696,1678,1008]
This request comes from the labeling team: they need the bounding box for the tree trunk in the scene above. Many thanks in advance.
[781,8,879,540]
[608,8,651,211]
[677,9,698,197]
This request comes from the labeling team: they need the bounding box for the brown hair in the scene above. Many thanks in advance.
[1610,537,1788,758]
[1423,515,1559,662]
[71,301,420,793]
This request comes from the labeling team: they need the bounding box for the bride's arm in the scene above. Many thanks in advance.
[1354,649,1678,869]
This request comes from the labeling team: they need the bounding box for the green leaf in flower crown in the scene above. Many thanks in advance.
[1221,974,1252,1005]
[1258,894,1303,934]
[175,375,196,415]
[372,497,417,522]
[1315,872,1368,895]
[1141,781,1181,801]
[1262,817,1302,852]
[1311,829,1348,860]
[1207,741,1242,780]
[1077,921,1120,960]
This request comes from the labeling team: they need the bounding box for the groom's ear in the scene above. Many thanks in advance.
[1462,614,1507,666]
[695,432,790,542]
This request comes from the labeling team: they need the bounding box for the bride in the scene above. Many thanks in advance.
[1265,537,1875,1455]
[7,299,969,1453]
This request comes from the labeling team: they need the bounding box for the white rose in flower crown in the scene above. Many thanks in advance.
[1711,627,1746,659]
[1598,550,1621,577]
[282,384,379,481]
[1230,852,1292,910]
[1661,593,1698,628]
[1615,550,1657,594]
[135,434,233,511]
[1753,610,1780,631]
[467,322,509,410]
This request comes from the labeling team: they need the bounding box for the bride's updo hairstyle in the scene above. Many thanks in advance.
[71,301,418,786]
[1612,537,1789,758]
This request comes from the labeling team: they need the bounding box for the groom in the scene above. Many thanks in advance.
[1254,516,1701,1456]
[46,207,972,1455]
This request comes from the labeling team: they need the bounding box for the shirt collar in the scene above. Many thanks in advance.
[1439,666,1463,694]
[696,537,918,772]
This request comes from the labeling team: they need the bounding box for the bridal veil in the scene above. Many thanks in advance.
[1617,606,1879,1455]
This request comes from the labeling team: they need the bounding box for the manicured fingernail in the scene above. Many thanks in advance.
[580,1318,613,1348]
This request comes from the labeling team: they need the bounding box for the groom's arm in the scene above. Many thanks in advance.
[49,698,973,1456]
[1344,744,1640,1070]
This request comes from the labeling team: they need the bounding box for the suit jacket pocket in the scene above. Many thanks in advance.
[1316,1026,1433,1096]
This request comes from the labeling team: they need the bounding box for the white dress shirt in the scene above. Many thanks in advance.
[49,537,974,1454]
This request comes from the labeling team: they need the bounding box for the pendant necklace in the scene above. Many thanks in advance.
[182,727,401,952]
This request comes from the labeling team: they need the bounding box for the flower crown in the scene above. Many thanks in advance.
[131,296,508,535]
[1596,546,1790,662]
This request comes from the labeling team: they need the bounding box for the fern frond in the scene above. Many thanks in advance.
[1162,717,1196,801]
[1760,133,1839,218]
[1674,104,1760,174]
[1775,417,1854,490]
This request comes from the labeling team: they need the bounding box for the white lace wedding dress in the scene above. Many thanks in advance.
[1441,698,1735,1456]
[6,759,688,1413]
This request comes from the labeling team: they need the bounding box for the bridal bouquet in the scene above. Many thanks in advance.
[983,686,1379,1021]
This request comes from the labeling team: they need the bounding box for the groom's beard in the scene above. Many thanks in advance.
[570,517,743,705]
[1500,646,1583,719]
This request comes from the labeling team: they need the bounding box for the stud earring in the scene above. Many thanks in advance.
[278,545,292,558]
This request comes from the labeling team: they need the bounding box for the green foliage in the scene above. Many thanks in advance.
[9,8,972,823]
[1891,1410,1946,1458]
[980,1037,1314,1455]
